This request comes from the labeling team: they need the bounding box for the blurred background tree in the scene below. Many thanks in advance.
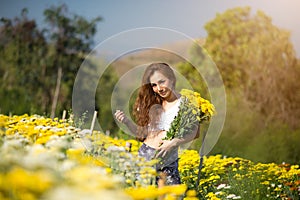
[0,4,102,118]
[0,8,48,114]
[199,7,300,164]
[204,6,300,128]
[43,4,102,118]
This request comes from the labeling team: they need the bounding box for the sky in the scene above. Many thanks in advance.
[1,0,300,57]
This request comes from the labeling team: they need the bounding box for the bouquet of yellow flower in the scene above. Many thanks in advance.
[164,89,215,140]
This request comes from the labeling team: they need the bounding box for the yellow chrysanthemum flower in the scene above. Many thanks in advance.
[164,89,215,140]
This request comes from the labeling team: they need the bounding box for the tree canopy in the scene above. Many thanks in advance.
[0,5,103,118]
[202,7,300,128]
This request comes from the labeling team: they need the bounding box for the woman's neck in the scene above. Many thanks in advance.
[164,91,180,102]
[162,91,180,110]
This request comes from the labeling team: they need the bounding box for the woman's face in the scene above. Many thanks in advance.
[149,71,174,99]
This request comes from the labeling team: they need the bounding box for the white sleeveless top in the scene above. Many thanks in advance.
[157,98,181,131]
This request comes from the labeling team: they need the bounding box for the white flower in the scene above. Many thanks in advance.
[45,136,69,150]
[22,145,58,169]
[224,185,231,189]
[60,160,76,172]
[34,125,45,130]
[107,145,125,152]
[271,183,275,187]
[226,194,241,199]
[51,127,63,132]
[1,139,23,150]
[226,194,235,199]
[78,129,92,137]
[217,183,227,190]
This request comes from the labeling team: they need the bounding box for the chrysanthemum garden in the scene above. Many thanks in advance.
[1,114,299,200]
[2,2,300,200]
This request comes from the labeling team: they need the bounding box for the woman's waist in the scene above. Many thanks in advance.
[143,130,166,149]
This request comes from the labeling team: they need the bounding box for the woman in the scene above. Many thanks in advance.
[114,62,199,185]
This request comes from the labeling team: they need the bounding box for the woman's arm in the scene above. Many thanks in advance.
[173,124,200,146]
[156,124,200,157]
[114,110,137,135]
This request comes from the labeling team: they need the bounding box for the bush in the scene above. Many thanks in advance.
[210,90,300,164]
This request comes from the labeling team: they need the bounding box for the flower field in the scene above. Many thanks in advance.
[0,114,300,200]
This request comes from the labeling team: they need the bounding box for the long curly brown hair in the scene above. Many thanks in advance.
[133,63,176,141]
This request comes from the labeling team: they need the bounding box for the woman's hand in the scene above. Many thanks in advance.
[155,139,178,158]
[114,110,128,124]
[114,110,137,135]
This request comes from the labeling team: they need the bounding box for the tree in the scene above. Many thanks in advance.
[176,38,218,97]
[43,4,102,118]
[0,5,102,118]
[0,9,48,114]
[96,65,119,133]
[203,7,300,127]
